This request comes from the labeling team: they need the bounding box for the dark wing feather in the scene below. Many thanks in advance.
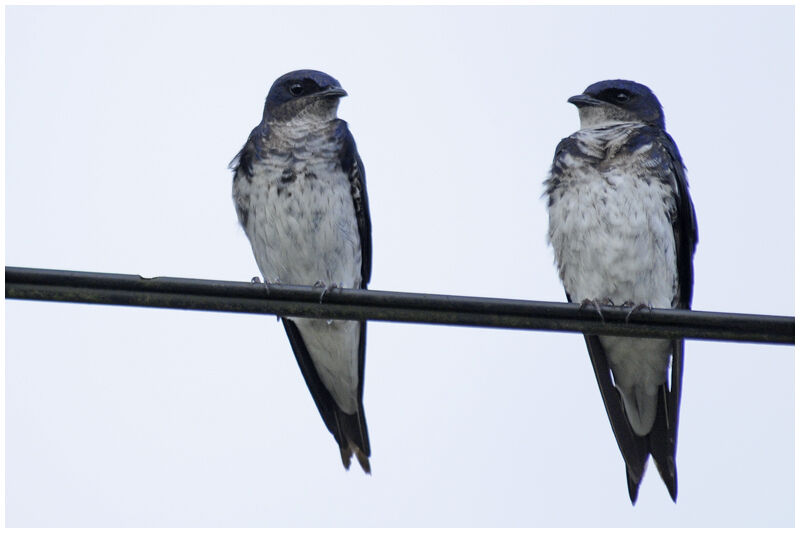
[660,131,699,309]
[336,120,372,287]
[646,339,683,502]
[583,334,651,501]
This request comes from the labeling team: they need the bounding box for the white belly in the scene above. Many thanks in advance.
[291,317,360,413]
[548,162,677,309]
[243,162,362,289]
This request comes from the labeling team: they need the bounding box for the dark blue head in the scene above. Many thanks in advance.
[263,69,347,123]
[568,79,665,129]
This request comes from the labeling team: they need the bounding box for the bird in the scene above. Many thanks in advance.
[543,79,698,503]
[230,69,372,473]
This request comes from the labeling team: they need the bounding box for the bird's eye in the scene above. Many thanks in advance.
[615,92,630,103]
[289,83,304,96]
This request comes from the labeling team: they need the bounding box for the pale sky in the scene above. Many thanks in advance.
[5,5,795,527]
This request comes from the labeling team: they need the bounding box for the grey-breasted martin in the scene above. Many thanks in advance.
[543,80,698,503]
[231,69,372,472]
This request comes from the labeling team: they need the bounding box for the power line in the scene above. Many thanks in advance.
[5,266,794,345]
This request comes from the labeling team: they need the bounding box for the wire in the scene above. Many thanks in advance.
[5,266,794,345]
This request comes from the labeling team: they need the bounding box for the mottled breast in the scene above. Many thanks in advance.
[545,123,679,308]
[234,121,362,288]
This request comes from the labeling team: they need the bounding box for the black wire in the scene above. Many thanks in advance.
[5,266,794,345]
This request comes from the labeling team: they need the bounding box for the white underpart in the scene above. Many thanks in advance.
[577,107,629,129]
[291,317,360,414]
[234,117,362,414]
[547,123,677,436]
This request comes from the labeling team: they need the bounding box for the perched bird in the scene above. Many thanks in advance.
[544,80,698,503]
[231,69,372,472]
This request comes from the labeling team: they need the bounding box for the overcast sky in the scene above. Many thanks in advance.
[5,5,795,527]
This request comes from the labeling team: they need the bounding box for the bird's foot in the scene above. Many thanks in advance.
[579,298,614,323]
[313,281,340,303]
[621,301,652,323]
[251,276,280,319]
[250,276,272,297]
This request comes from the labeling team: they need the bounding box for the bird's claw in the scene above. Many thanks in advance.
[579,298,613,323]
[250,276,271,297]
[250,276,276,318]
[314,281,340,303]
[623,302,652,323]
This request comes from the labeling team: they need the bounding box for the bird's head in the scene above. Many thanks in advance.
[263,69,348,124]
[568,79,665,130]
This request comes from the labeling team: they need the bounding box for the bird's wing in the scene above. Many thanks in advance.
[230,123,269,228]
[336,120,372,287]
[660,131,699,309]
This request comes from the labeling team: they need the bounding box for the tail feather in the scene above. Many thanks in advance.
[584,335,649,495]
[626,464,643,504]
[355,448,371,474]
[282,318,371,473]
[584,334,682,503]
[335,407,371,474]
[647,340,684,502]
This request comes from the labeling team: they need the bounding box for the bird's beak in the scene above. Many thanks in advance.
[320,87,348,98]
[568,94,601,108]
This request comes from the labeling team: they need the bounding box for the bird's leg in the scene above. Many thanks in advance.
[579,298,614,323]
